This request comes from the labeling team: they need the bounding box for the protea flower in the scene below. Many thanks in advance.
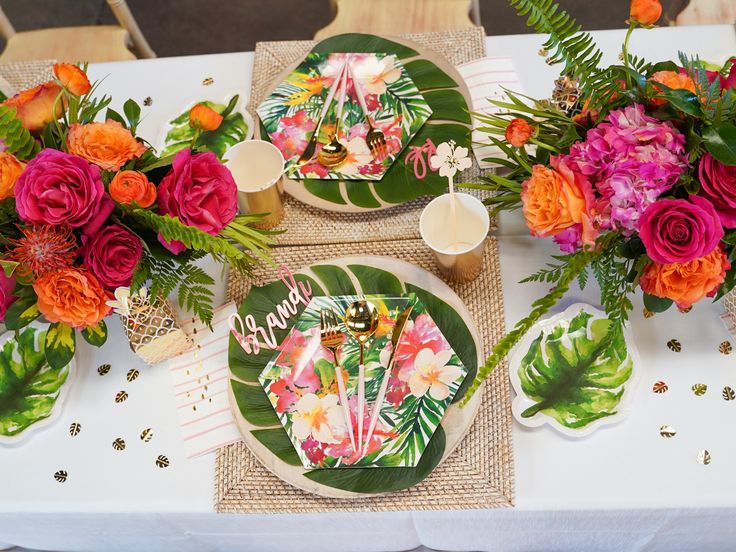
[9,224,78,277]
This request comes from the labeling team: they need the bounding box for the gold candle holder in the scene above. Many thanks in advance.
[224,140,285,229]
[419,192,490,283]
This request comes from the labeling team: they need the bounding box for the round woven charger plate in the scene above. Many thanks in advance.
[228,255,483,498]
[256,34,473,213]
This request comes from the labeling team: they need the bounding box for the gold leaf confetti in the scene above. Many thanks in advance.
[660,425,676,438]
[697,449,711,465]
[115,390,129,403]
[202,77,214,86]
[97,363,111,376]
[723,386,735,401]
[667,339,682,352]
[112,438,126,451]
[538,48,549,57]
[652,381,668,394]
[69,422,81,437]
[719,341,732,355]
[140,428,153,443]
[54,470,67,483]
[692,383,707,396]
[643,308,654,319]
[155,455,170,468]
[126,368,140,382]
[143,96,152,106]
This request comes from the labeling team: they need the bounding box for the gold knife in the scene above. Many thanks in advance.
[362,303,414,453]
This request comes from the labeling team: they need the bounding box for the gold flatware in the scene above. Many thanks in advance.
[344,299,379,454]
[319,307,355,452]
[296,61,346,166]
[348,61,387,161]
[317,55,350,168]
[363,304,413,451]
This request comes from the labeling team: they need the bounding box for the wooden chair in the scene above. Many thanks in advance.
[314,0,480,39]
[666,0,736,26]
[0,0,155,63]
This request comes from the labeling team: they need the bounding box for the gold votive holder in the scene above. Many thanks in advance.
[224,140,285,229]
[419,192,490,283]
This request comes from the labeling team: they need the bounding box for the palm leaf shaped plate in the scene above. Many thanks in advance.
[255,33,473,212]
[509,303,641,438]
[228,256,482,497]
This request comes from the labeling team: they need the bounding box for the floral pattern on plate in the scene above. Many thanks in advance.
[256,52,432,181]
[257,294,468,469]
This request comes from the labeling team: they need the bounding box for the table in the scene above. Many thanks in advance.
[1,24,735,552]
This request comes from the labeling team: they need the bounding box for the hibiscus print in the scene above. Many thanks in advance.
[270,109,315,160]
[408,349,462,401]
[292,393,346,444]
[394,314,449,382]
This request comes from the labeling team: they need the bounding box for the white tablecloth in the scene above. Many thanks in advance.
[1,25,736,552]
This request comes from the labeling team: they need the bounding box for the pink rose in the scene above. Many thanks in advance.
[14,149,114,236]
[639,196,723,264]
[82,224,142,290]
[697,153,736,227]
[157,149,238,254]
[0,271,16,322]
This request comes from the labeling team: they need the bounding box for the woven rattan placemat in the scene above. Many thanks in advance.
[219,237,514,512]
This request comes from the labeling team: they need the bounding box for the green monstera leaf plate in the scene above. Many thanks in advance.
[509,303,640,437]
[256,33,472,212]
[227,256,482,497]
[0,325,76,445]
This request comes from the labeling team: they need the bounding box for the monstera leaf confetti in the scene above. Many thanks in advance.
[518,311,633,429]
[0,327,70,437]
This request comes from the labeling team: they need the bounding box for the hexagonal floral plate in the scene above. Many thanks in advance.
[256,52,432,181]
[257,293,468,469]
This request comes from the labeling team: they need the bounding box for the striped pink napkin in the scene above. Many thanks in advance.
[168,303,242,458]
[456,57,524,168]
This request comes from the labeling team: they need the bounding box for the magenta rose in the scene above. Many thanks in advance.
[15,149,114,236]
[639,195,723,264]
[697,153,736,227]
[157,149,238,254]
[0,271,16,322]
[83,224,142,289]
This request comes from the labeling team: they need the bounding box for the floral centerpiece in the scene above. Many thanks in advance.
[0,63,275,368]
[461,0,736,402]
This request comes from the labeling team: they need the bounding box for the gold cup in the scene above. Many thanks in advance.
[224,140,285,229]
[419,193,490,283]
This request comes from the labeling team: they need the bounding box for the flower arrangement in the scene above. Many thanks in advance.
[461,0,736,402]
[0,63,275,368]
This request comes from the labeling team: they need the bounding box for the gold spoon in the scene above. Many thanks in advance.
[317,55,350,168]
[344,299,379,454]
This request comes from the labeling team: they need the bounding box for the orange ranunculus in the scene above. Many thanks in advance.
[640,247,730,309]
[53,63,91,96]
[33,268,111,329]
[0,152,25,200]
[67,120,146,171]
[2,81,63,132]
[109,170,156,208]
[630,0,662,25]
[521,164,589,239]
[505,118,534,147]
[189,103,223,131]
[650,70,697,106]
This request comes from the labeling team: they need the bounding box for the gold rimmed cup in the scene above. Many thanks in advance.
[419,192,490,283]
[224,140,285,229]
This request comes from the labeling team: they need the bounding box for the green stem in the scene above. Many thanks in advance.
[622,22,637,89]
[529,137,561,153]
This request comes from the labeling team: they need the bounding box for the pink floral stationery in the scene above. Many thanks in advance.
[257,294,469,469]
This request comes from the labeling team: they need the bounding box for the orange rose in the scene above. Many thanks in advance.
[650,70,697,106]
[109,170,156,208]
[53,63,91,96]
[521,164,588,238]
[505,118,534,148]
[189,103,223,131]
[640,247,730,309]
[630,0,662,25]
[0,152,25,200]
[67,120,146,171]
[33,268,111,329]
[2,81,63,132]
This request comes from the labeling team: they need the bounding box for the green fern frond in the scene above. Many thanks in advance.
[0,106,39,160]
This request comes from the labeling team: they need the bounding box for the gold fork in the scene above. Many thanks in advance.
[347,62,387,161]
[319,308,355,452]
